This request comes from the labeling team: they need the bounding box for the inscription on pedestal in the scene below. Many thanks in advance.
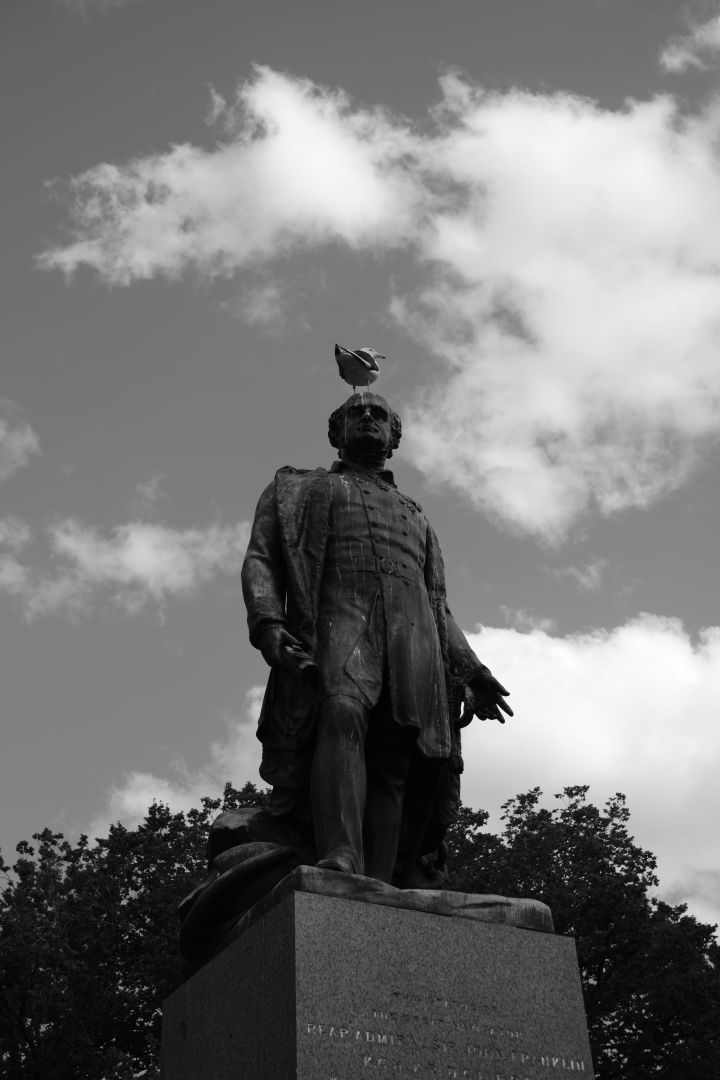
[301,988,589,1079]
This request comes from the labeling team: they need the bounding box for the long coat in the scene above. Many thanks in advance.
[242,466,489,803]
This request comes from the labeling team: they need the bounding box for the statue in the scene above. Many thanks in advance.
[241,391,512,881]
[177,356,513,969]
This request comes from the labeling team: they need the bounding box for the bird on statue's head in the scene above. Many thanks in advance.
[334,343,385,391]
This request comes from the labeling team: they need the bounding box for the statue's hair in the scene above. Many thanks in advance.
[328,394,402,458]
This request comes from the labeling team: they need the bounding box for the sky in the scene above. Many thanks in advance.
[2,0,720,929]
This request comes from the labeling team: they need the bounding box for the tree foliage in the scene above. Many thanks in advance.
[1,783,717,1080]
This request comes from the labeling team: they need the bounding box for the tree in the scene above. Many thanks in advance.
[445,785,720,1080]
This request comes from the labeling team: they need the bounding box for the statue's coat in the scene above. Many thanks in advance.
[242,466,488,797]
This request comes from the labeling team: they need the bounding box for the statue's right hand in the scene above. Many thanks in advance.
[258,626,319,686]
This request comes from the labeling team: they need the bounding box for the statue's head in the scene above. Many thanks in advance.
[328,392,402,460]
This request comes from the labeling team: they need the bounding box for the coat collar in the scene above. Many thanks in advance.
[329,459,396,486]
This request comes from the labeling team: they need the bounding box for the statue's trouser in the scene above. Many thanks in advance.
[311,693,418,882]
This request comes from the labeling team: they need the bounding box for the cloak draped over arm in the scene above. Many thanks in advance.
[241,481,288,649]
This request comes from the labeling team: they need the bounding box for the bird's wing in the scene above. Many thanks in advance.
[335,344,373,370]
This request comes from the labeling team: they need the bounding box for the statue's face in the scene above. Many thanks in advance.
[341,393,392,456]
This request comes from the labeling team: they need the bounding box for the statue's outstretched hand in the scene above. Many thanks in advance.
[460,671,513,727]
[258,626,319,687]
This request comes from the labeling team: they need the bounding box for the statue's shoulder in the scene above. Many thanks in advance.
[273,467,331,509]
[275,466,329,480]
[274,465,331,492]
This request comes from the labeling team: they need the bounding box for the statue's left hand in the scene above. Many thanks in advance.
[460,671,513,726]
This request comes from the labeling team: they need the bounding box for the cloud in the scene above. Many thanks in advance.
[661,14,720,72]
[551,559,608,592]
[398,82,720,540]
[461,615,720,927]
[0,400,40,482]
[87,686,265,838]
[39,68,720,540]
[0,517,249,619]
[39,66,416,284]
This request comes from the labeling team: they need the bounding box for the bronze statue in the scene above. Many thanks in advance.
[177,382,514,970]
[240,391,512,885]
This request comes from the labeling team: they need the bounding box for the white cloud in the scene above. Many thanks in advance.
[399,83,720,540]
[39,68,720,540]
[0,517,250,619]
[39,66,416,284]
[462,615,720,927]
[87,686,265,838]
[661,14,720,72]
[0,400,40,482]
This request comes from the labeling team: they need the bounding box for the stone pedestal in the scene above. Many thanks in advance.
[162,869,594,1080]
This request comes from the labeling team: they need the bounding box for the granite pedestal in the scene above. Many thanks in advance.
[162,868,594,1080]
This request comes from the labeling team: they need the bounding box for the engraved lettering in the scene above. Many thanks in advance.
[465,1045,502,1059]
[303,1005,583,1079]
[508,1053,587,1072]
[489,1027,522,1040]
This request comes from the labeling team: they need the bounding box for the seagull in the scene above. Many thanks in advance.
[335,344,385,390]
